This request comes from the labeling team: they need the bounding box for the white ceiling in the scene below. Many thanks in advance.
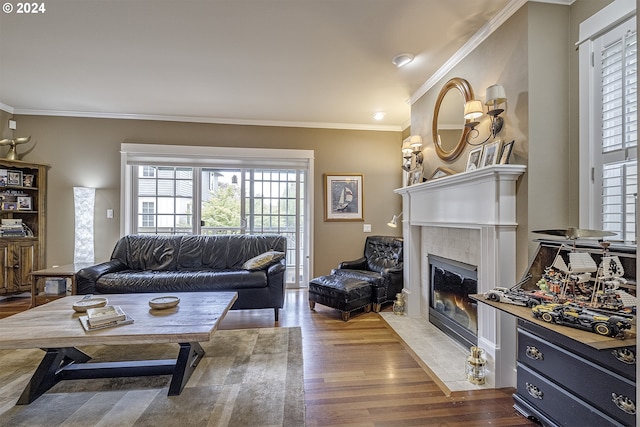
[0,0,559,131]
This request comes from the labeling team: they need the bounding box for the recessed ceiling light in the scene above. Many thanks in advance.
[392,52,414,68]
[372,112,386,121]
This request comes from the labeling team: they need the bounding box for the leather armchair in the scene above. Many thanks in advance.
[331,235,403,311]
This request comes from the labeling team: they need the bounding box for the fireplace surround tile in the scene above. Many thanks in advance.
[425,227,480,267]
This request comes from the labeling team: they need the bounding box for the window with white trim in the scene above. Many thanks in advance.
[579,7,636,243]
[121,144,314,288]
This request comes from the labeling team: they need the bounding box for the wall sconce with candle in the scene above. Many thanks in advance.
[464,84,507,146]
[401,135,423,172]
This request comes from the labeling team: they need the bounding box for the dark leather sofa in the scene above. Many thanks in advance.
[330,235,403,311]
[75,234,287,320]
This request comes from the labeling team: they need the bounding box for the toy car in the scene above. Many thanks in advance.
[522,289,559,307]
[531,302,632,337]
[484,287,535,307]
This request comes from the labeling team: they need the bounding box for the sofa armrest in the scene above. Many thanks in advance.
[75,259,128,295]
[337,257,367,270]
[267,261,286,276]
[381,264,403,276]
[378,263,404,302]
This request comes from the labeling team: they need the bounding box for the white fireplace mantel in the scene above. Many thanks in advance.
[395,164,526,227]
[394,164,526,388]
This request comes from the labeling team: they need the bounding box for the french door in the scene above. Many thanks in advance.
[132,165,307,287]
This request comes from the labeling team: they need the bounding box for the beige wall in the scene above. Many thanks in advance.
[1,115,402,277]
[0,111,11,140]
[411,1,612,277]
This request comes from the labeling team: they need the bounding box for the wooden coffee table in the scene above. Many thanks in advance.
[0,291,238,404]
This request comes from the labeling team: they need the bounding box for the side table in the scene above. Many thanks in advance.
[30,263,93,307]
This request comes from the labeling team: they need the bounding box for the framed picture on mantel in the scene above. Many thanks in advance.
[466,146,483,171]
[481,140,501,167]
[428,167,455,181]
[499,140,514,164]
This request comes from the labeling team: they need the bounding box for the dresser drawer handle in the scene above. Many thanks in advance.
[611,348,636,365]
[526,382,543,400]
[525,346,543,361]
[612,393,636,415]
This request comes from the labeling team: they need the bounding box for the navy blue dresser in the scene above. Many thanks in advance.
[512,240,636,426]
[513,319,635,426]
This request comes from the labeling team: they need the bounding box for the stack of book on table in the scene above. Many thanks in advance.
[79,305,134,331]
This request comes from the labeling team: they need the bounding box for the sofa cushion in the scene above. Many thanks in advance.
[242,251,286,271]
[330,268,384,286]
[95,269,268,294]
[112,235,182,271]
[176,234,288,269]
[219,234,287,268]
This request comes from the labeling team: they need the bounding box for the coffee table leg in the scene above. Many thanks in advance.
[18,347,92,405]
[168,342,205,396]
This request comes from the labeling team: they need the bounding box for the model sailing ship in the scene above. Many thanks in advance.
[533,229,636,313]
[484,228,636,337]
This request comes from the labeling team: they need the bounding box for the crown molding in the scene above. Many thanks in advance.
[530,0,574,4]
[8,107,403,132]
[0,102,14,114]
[409,0,530,105]
[408,0,578,105]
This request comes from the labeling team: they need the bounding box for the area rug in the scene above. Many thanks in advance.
[0,327,304,427]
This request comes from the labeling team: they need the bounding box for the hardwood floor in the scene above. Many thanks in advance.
[0,294,30,318]
[0,290,537,426]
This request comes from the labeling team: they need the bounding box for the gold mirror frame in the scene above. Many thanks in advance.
[432,77,474,162]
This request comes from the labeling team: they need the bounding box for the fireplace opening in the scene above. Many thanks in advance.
[429,255,478,349]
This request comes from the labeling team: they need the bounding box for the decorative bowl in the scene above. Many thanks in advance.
[72,297,108,312]
[149,296,180,310]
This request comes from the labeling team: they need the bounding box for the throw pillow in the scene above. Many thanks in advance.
[242,251,286,271]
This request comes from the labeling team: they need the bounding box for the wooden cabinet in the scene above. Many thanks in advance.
[0,160,48,295]
[0,239,38,293]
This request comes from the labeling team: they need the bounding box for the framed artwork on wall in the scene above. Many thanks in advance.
[324,173,364,221]
[481,140,501,167]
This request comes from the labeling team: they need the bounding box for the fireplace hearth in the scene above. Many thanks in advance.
[429,255,478,349]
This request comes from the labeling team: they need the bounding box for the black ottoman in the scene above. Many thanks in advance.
[308,275,372,321]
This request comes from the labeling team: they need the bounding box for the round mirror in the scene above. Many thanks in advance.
[432,78,474,161]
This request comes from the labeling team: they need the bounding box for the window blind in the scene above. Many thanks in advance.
[599,27,637,241]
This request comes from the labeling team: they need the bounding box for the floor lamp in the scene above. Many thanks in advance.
[74,187,95,264]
